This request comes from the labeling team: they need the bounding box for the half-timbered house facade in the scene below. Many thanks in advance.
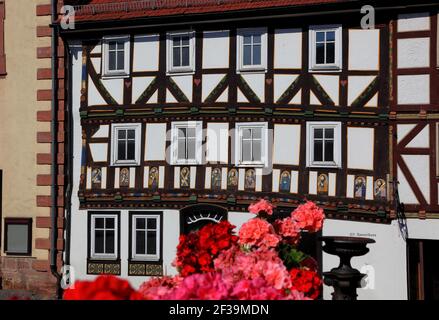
[59,0,439,300]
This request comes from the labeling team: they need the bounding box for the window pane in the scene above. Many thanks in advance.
[314,140,323,162]
[326,31,336,42]
[325,140,334,162]
[105,218,114,229]
[242,128,252,139]
[95,218,105,229]
[182,46,190,67]
[252,128,262,139]
[109,52,116,71]
[173,47,181,67]
[316,31,325,42]
[326,42,335,64]
[109,42,116,50]
[316,43,325,64]
[147,231,157,255]
[105,230,115,254]
[136,231,146,255]
[253,34,262,44]
[182,36,190,46]
[178,140,186,159]
[243,45,252,66]
[252,140,262,162]
[187,139,196,160]
[325,128,334,139]
[127,129,135,139]
[243,35,252,45]
[127,140,136,160]
[136,218,145,230]
[147,219,157,229]
[178,128,186,138]
[314,128,323,139]
[94,230,105,254]
[118,130,126,139]
[253,44,261,65]
[6,224,28,253]
[187,128,196,138]
[118,140,126,160]
[173,37,180,47]
[242,140,252,161]
[116,51,124,70]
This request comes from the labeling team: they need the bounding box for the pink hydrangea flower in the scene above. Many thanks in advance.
[248,199,274,215]
[291,201,325,233]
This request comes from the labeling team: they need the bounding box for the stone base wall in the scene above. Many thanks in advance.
[0,256,57,299]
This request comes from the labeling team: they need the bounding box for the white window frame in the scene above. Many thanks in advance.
[309,25,342,71]
[171,121,203,165]
[110,123,142,166]
[90,214,118,260]
[166,31,196,74]
[306,122,342,168]
[235,122,268,167]
[131,214,161,262]
[102,35,130,78]
[237,28,268,73]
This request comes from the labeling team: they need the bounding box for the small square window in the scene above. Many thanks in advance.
[4,218,32,256]
[171,121,203,165]
[235,122,268,167]
[306,122,342,168]
[237,28,267,72]
[167,31,195,74]
[110,123,142,166]
[309,25,342,71]
[102,35,130,78]
[89,213,119,260]
[130,213,161,262]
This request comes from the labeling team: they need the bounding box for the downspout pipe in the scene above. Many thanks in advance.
[50,0,63,299]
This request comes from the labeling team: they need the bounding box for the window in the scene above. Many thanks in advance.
[0,1,5,76]
[4,218,32,256]
[102,35,130,77]
[237,28,268,72]
[90,213,118,260]
[167,31,195,74]
[130,213,161,261]
[309,25,342,71]
[306,122,342,168]
[111,123,141,166]
[171,121,203,165]
[235,122,268,167]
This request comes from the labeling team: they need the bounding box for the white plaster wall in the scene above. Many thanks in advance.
[398,12,430,32]
[145,123,167,161]
[313,75,339,105]
[274,29,302,69]
[272,124,301,165]
[206,123,229,164]
[132,77,156,103]
[89,143,108,162]
[398,38,430,69]
[274,74,299,102]
[133,34,160,72]
[347,127,374,170]
[348,76,376,106]
[241,73,265,103]
[402,154,430,204]
[171,75,193,102]
[203,31,230,69]
[407,219,439,240]
[323,220,408,300]
[202,74,226,102]
[348,29,380,71]
[397,165,419,204]
[397,74,430,105]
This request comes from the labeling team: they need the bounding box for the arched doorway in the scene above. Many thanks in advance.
[180,204,228,235]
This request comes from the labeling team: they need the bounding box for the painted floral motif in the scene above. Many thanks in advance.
[180,167,190,188]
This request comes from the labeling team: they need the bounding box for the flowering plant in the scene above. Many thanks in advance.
[64,199,325,300]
